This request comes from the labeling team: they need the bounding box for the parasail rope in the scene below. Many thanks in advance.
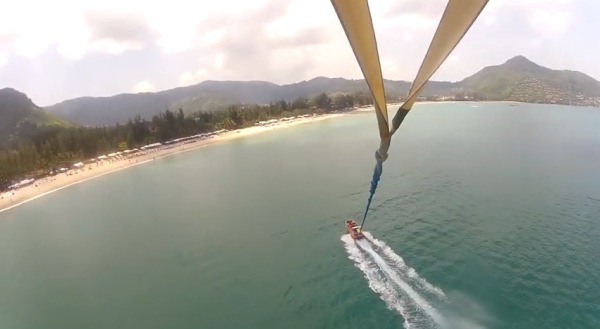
[359,150,384,230]
[330,0,489,231]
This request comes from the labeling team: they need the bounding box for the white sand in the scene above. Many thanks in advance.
[0,112,347,213]
[3,100,484,213]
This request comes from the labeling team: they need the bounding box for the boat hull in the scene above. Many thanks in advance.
[345,219,364,240]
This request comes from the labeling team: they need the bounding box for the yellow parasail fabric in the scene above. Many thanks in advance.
[330,0,488,229]
[391,0,489,134]
[331,0,488,160]
[330,0,389,141]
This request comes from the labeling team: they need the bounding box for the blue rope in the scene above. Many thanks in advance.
[360,155,383,230]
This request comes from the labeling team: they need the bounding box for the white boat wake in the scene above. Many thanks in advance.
[342,232,490,329]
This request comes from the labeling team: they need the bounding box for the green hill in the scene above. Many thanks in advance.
[459,56,600,104]
[43,55,600,126]
[0,88,74,147]
[43,78,451,126]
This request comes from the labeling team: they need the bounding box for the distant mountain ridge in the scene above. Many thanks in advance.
[0,88,73,146]
[23,55,600,125]
[461,55,600,102]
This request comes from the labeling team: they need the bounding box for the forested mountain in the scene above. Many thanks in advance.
[44,55,600,126]
[3,54,600,188]
[0,88,73,147]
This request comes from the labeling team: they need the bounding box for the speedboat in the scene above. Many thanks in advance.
[345,219,364,240]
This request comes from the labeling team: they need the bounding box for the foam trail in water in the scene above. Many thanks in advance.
[355,237,444,326]
[342,234,447,328]
[343,232,490,329]
[364,232,447,301]
[342,235,413,329]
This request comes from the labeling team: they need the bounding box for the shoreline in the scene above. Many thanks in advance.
[0,99,566,214]
[0,112,348,214]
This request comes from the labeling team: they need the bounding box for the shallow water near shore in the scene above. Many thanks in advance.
[0,102,599,329]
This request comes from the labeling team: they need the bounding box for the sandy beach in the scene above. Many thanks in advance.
[3,100,499,214]
[0,112,350,213]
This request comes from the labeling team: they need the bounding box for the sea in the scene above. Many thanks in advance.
[0,102,599,329]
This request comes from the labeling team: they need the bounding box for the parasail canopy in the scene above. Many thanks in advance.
[330,0,489,161]
[330,0,489,229]
[330,0,389,142]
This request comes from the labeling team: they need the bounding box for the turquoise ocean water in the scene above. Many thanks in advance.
[1,102,599,328]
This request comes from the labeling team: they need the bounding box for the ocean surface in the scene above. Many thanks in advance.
[1,102,599,329]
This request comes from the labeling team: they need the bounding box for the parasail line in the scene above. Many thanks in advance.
[330,0,390,231]
[360,156,382,230]
[330,0,389,141]
[389,0,490,136]
[330,0,489,230]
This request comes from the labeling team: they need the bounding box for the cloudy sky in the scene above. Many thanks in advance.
[0,0,596,106]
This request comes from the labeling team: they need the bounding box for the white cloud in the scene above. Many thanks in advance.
[56,24,92,60]
[0,0,594,105]
[0,0,576,60]
[529,39,543,47]
[448,55,460,63]
[131,80,156,93]
[202,29,226,46]
[529,10,571,36]
[0,1,85,58]
[483,0,574,36]
[178,69,208,87]
[144,0,273,54]
[90,39,144,55]
[0,1,152,59]
[483,15,497,26]
[484,0,573,12]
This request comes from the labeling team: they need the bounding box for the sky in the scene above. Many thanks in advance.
[0,0,597,106]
